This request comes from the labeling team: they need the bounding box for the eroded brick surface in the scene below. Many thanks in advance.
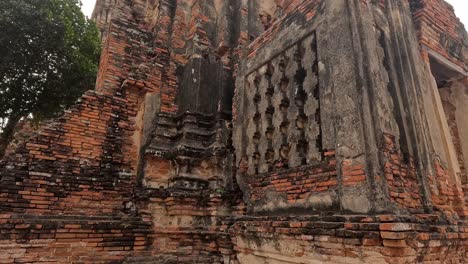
[410,0,468,70]
[1,0,468,263]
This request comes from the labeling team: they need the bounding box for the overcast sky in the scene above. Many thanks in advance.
[80,0,466,28]
[81,0,96,18]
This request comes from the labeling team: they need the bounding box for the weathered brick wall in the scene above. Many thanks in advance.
[92,0,115,40]
[95,8,157,93]
[247,0,321,58]
[382,134,424,212]
[0,214,152,263]
[226,214,468,263]
[430,160,465,217]
[382,133,465,216]
[341,158,368,187]
[134,188,246,264]
[0,87,154,263]
[1,0,468,263]
[245,153,337,208]
[0,89,142,215]
[410,0,468,70]
[253,0,304,31]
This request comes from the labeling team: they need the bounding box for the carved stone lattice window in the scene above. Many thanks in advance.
[244,32,322,175]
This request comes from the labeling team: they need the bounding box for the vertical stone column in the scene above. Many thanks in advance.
[317,0,379,214]
[233,0,381,214]
[347,0,467,216]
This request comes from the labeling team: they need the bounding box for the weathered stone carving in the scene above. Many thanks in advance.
[243,32,322,175]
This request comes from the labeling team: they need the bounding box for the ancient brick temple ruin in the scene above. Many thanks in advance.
[1,0,468,263]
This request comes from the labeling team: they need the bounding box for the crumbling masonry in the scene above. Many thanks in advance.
[1,0,468,263]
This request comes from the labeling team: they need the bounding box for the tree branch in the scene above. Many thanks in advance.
[0,114,22,159]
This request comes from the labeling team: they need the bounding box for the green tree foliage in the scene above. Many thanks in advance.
[0,0,101,158]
